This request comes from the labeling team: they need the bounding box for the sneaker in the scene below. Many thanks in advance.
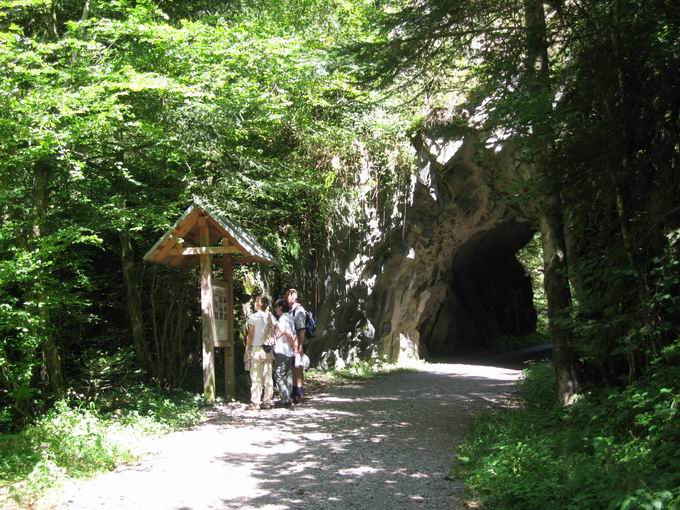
[248,403,260,410]
[274,401,292,409]
[260,402,273,410]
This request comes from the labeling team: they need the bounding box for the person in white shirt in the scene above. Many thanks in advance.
[273,298,296,407]
[244,295,275,410]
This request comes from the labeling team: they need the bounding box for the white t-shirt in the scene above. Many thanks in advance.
[247,311,275,346]
[274,313,295,357]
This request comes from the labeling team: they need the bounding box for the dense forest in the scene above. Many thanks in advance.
[1,0,679,508]
[0,0,398,417]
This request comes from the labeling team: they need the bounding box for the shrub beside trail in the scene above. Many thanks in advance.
[456,362,680,510]
[0,386,205,506]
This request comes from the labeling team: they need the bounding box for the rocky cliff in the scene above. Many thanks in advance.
[310,121,537,368]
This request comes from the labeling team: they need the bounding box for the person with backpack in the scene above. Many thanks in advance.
[244,295,276,410]
[284,288,309,404]
[272,298,296,408]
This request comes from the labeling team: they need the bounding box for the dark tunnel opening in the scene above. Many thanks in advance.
[421,221,537,358]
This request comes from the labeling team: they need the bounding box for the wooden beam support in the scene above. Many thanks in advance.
[199,216,216,401]
[171,246,240,256]
[223,248,235,400]
[154,210,199,262]
[231,256,267,264]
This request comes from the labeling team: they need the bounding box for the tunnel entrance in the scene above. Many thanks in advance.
[421,221,537,358]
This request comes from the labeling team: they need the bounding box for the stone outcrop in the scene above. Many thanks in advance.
[310,121,536,367]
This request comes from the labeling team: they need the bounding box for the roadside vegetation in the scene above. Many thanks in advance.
[456,361,680,510]
[0,385,206,506]
[311,357,419,382]
[455,223,680,510]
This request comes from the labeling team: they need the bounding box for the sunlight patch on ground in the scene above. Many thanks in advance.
[317,395,402,404]
[338,466,382,476]
[424,363,523,381]
[300,432,333,441]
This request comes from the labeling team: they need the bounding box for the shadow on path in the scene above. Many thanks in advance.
[35,364,521,510]
[205,364,521,509]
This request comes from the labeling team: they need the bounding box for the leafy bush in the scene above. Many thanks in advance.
[515,360,556,410]
[0,386,206,505]
[455,362,680,510]
[78,347,144,401]
[93,384,206,431]
[325,357,417,380]
[0,401,133,505]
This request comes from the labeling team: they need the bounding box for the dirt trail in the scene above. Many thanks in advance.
[35,363,521,510]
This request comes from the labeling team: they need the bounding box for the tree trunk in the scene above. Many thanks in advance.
[46,0,59,39]
[524,0,580,403]
[539,212,580,403]
[81,0,91,21]
[120,230,152,372]
[605,11,654,376]
[32,160,65,397]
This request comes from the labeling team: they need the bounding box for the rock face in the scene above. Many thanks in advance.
[310,125,536,367]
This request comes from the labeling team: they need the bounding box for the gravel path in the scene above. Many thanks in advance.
[35,363,521,510]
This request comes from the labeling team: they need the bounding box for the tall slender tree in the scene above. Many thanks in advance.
[352,0,582,401]
[522,0,580,402]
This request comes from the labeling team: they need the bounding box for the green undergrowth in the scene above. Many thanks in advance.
[456,361,680,510]
[0,385,207,506]
[321,357,418,381]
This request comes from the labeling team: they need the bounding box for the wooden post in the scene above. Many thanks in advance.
[199,216,215,401]
[223,252,235,399]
